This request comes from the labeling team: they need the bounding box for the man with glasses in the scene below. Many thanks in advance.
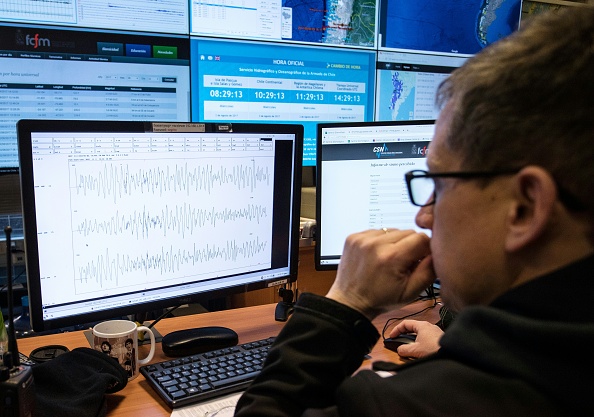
[235,7,594,417]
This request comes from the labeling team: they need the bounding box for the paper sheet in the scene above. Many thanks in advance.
[170,392,242,417]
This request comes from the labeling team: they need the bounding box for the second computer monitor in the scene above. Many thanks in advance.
[315,120,435,270]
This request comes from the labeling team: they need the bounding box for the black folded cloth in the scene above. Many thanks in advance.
[32,347,128,417]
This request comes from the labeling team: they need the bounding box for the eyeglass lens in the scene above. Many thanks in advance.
[411,176,434,206]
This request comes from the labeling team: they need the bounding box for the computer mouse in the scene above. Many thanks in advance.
[162,326,239,357]
[383,333,417,352]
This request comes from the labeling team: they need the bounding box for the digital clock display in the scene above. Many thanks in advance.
[333,94,361,102]
[295,92,324,102]
[209,89,243,98]
[254,91,285,100]
[193,38,377,167]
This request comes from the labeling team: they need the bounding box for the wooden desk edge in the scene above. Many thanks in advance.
[17,299,440,417]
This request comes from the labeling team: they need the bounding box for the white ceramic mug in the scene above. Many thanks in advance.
[92,320,155,380]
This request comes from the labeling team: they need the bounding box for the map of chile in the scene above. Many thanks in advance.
[382,0,522,54]
[389,72,404,110]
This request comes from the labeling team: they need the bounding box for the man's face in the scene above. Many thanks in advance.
[415,103,515,311]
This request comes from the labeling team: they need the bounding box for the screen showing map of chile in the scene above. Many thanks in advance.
[282,0,376,47]
[379,0,523,55]
[375,51,468,121]
[190,38,376,166]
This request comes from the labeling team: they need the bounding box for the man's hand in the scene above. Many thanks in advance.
[326,228,436,320]
[389,319,443,358]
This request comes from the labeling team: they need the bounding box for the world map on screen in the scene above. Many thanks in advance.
[382,0,522,54]
[283,0,376,47]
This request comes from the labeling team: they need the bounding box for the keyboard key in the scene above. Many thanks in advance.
[211,371,260,388]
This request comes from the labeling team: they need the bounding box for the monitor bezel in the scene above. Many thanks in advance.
[18,119,303,331]
[315,119,435,271]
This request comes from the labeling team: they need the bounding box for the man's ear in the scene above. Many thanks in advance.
[505,166,557,252]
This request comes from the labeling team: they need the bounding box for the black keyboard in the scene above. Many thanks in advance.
[140,336,275,408]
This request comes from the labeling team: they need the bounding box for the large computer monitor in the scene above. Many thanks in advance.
[0,0,189,34]
[315,120,434,270]
[190,0,376,48]
[378,0,523,55]
[17,120,303,331]
[190,37,377,167]
[0,24,191,174]
[375,51,468,121]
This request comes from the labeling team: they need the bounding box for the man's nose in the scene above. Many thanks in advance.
[415,204,433,230]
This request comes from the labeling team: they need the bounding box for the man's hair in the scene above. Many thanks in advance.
[436,7,594,211]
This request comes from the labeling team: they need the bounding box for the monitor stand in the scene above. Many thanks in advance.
[274,287,295,322]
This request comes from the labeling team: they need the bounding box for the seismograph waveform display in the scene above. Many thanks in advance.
[72,160,271,203]
[74,203,268,239]
[76,238,269,288]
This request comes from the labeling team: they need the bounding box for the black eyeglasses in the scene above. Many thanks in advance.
[404,169,521,207]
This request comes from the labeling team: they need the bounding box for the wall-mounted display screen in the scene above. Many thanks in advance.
[379,0,523,55]
[0,24,191,171]
[190,0,377,48]
[375,51,467,121]
[190,38,376,166]
[0,0,189,34]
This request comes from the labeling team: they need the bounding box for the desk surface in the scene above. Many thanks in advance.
[17,299,440,417]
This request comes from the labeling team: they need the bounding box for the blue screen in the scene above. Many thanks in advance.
[379,0,522,55]
[190,38,376,166]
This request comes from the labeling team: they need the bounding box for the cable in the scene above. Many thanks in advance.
[146,304,182,329]
[0,267,26,294]
[381,287,440,340]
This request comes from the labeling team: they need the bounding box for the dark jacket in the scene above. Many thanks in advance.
[235,255,594,416]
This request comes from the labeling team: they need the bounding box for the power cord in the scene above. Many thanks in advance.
[146,304,182,330]
[381,285,440,340]
[0,268,25,294]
